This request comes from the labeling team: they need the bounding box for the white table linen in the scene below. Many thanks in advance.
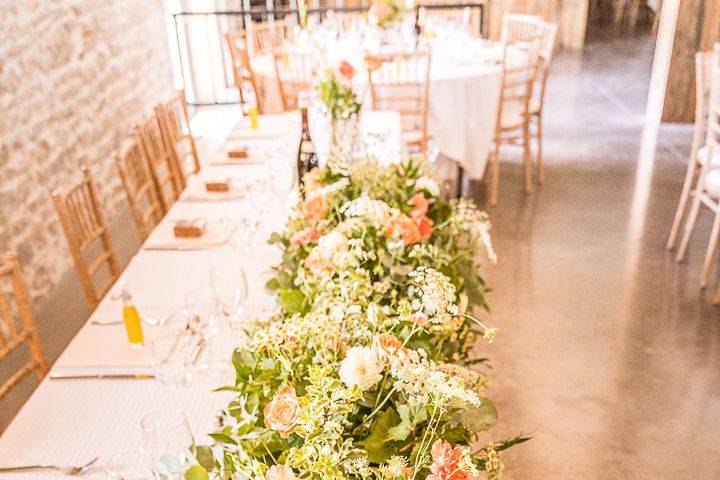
[0,110,402,478]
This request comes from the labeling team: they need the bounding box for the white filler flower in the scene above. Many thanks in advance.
[338,346,384,391]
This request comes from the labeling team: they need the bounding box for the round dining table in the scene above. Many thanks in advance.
[252,35,504,180]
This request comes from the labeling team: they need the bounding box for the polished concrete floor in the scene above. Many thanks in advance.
[473,30,720,479]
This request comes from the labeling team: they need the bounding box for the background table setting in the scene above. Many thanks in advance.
[0,110,402,478]
[251,31,504,180]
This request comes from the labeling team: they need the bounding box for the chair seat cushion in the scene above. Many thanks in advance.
[703,168,720,197]
[500,101,526,129]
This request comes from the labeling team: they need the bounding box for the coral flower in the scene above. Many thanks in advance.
[415,214,434,241]
[263,387,300,438]
[386,213,423,245]
[301,192,328,223]
[427,440,477,480]
[409,192,431,218]
[375,332,407,357]
[338,60,356,80]
[290,227,321,246]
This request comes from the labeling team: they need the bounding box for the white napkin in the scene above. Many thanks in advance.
[144,219,231,250]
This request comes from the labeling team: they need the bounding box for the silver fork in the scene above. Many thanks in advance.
[0,456,98,475]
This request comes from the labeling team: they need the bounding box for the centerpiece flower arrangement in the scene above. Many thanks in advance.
[188,156,528,479]
[368,0,413,29]
[317,60,362,121]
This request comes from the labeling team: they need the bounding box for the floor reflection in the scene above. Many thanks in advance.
[468,28,720,478]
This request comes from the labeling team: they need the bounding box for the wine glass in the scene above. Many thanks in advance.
[105,451,153,480]
[209,262,249,335]
[149,329,195,389]
[184,288,220,337]
[140,410,195,477]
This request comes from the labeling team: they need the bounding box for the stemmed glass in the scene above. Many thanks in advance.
[140,410,195,479]
[184,288,222,379]
[105,451,153,480]
[149,327,195,389]
[209,262,249,337]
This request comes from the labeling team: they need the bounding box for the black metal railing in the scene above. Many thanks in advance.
[170,3,486,106]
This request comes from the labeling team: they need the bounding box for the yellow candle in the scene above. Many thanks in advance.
[123,305,144,346]
[249,106,259,130]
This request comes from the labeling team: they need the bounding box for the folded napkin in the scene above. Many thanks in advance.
[144,219,231,250]
[181,176,248,202]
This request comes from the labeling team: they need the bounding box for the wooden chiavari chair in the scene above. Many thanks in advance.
[418,6,472,35]
[251,18,294,56]
[676,45,720,288]
[134,114,181,213]
[114,140,163,240]
[51,166,120,309]
[667,49,717,251]
[0,252,48,430]
[368,50,432,155]
[528,20,558,183]
[488,39,541,206]
[156,92,201,190]
[500,13,544,44]
[273,50,315,111]
[330,10,363,34]
[225,30,263,112]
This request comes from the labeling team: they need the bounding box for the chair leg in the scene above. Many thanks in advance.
[490,142,501,206]
[523,122,533,194]
[667,161,699,250]
[535,114,544,183]
[676,192,703,262]
[700,207,720,288]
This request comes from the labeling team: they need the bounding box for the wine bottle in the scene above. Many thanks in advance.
[297,107,319,187]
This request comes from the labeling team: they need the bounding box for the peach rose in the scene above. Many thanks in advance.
[301,192,328,223]
[406,312,429,327]
[266,464,297,480]
[263,386,300,438]
[291,227,321,246]
[409,192,431,218]
[304,248,335,273]
[338,60,356,80]
[385,213,423,245]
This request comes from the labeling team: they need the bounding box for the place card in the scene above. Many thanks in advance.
[173,219,206,238]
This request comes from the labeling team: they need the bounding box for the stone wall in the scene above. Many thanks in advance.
[0,0,176,299]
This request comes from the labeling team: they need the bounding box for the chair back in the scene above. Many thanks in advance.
[531,20,558,114]
[156,92,201,189]
[501,13,544,44]
[368,50,432,153]
[113,140,163,240]
[0,251,48,429]
[225,30,263,111]
[418,6,472,34]
[329,11,363,34]
[251,19,294,56]
[51,166,120,309]
[703,45,720,173]
[496,40,540,133]
[273,50,315,111]
[134,114,180,212]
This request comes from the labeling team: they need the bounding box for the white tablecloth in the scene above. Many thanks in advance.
[0,110,402,479]
[253,37,502,179]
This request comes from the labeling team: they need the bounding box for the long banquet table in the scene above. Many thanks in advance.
[0,110,403,478]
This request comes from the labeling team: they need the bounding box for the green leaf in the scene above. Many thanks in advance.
[280,288,306,314]
[358,408,403,463]
[184,465,209,480]
[454,396,498,433]
[386,422,412,442]
[209,433,237,445]
[194,446,216,470]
